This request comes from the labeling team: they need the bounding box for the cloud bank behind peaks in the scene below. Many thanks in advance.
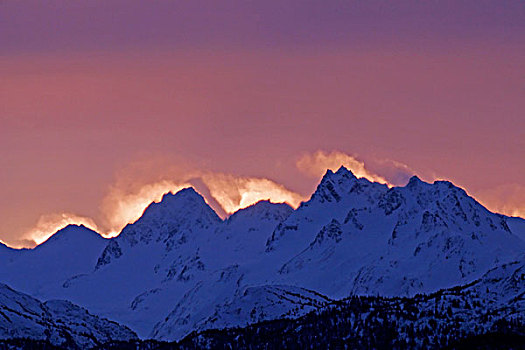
[99,172,305,238]
[18,150,521,249]
[17,171,305,248]
[19,151,413,247]
[296,150,415,187]
[201,173,304,214]
[475,183,525,219]
[100,180,193,237]
[23,213,100,246]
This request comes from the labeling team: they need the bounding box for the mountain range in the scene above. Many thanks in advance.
[0,167,523,348]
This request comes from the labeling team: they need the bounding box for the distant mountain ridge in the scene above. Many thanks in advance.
[0,283,136,348]
[0,166,523,343]
[170,257,525,349]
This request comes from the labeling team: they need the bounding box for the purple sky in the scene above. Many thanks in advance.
[1,1,524,247]
[2,1,525,51]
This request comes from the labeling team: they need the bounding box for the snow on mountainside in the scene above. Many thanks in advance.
[507,216,525,242]
[268,168,525,297]
[0,225,108,298]
[52,193,297,338]
[215,201,293,265]
[47,189,224,336]
[151,283,333,341]
[0,242,19,264]
[96,188,222,269]
[0,167,523,342]
[0,283,136,348]
[132,169,524,340]
[178,258,525,349]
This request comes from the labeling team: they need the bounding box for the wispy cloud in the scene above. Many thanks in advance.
[201,173,304,214]
[296,150,415,186]
[13,152,522,248]
[98,171,304,239]
[23,213,100,246]
[474,184,525,218]
[17,162,304,247]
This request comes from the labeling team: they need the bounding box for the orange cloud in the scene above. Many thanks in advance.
[15,154,522,248]
[23,213,100,246]
[98,172,304,235]
[13,151,413,247]
[18,168,305,247]
[99,180,193,237]
[202,173,305,214]
[296,150,418,187]
[298,151,523,219]
[296,150,390,185]
[474,184,525,218]
[94,173,304,239]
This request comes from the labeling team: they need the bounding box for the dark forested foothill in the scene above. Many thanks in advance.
[93,286,524,350]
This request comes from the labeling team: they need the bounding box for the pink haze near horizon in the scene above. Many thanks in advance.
[1,1,524,247]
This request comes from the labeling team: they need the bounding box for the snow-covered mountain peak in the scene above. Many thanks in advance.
[335,165,354,176]
[0,224,109,298]
[319,166,357,184]
[120,187,222,240]
[406,175,424,188]
[139,187,220,223]
[266,168,388,254]
[95,187,222,269]
[377,176,516,241]
[390,175,471,212]
[324,165,357,181]
[37,224,105,248]
[309,167,361,204]
[227,200,293,225]
[404,175,466,195]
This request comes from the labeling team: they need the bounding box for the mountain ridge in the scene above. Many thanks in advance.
[0,282,137,348]
[0,167,523,342]
[6,170,523,252]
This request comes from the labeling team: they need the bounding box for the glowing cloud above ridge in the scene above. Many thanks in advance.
[23,213,100,246]
[297,150,390,185]
[100,180,193,237]
[201,173,305,214]
[19,172,305,247]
